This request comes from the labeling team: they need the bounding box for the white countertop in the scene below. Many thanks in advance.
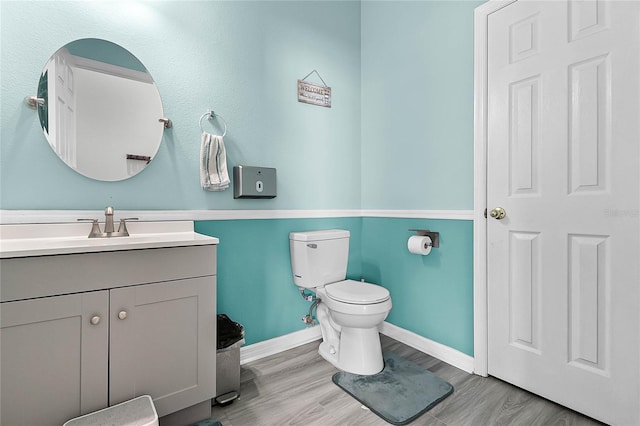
[0,221,218,258]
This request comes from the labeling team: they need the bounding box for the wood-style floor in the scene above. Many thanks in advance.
[210,335,605,425]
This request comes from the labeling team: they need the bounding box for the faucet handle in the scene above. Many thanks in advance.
[117,217,139,236]
[77,218,103,238]
[77,218,99,225]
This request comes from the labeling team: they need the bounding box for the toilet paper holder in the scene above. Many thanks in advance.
[408,229,440,248]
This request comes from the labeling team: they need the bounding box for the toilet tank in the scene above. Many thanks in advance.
[289,229,350,289]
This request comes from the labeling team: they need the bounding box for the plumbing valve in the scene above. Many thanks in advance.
[299,288,315,302]
[302,315,316,325]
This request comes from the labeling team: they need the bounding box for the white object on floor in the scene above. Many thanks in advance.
[62,395,158,426]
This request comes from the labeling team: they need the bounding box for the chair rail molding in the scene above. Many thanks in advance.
[0,209,474,224]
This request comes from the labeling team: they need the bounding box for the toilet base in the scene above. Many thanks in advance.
[318,341,341,369]
[318,326,384,375]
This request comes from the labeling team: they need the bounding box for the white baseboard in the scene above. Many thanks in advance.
[240,326,322,365]
[238,322,475,374]
[379,321,475,373]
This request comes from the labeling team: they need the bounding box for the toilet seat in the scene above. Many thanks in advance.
[325,280,390,304]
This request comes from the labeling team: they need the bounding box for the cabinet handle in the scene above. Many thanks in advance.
[118,311,128,320]
[90,315,101,325]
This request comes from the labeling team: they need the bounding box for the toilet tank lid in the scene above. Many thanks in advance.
[289,229,349,242]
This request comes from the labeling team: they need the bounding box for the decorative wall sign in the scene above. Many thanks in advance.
[297,70,331,108]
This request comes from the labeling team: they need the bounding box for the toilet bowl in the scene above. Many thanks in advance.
[315,280,391,374]
[289,230,393,375]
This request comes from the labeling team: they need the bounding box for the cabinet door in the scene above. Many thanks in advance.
[1,291,109,426]
[109,276,216,417]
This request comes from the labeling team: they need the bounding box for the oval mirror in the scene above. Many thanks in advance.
[35,38,165,181]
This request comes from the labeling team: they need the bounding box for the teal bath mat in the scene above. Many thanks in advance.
[332,352,453,425]
[191,419,222,426]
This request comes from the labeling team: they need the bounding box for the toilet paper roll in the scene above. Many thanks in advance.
[407,235,432,255]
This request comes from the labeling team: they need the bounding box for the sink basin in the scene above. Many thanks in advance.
[0,221,218,258]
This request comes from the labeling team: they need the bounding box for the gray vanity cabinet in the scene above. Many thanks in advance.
[0,244,217,426]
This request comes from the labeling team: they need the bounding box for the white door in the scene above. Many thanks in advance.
[53,48,77,167]
[487,1,639,425]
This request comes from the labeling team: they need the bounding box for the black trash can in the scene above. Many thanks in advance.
[215,314,244,405]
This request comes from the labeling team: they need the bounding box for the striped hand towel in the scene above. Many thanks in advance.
[200,132,230,191]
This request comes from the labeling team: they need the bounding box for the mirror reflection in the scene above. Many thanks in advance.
[37,38,164,181]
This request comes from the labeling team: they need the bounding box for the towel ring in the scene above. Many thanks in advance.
[199,111,227,137]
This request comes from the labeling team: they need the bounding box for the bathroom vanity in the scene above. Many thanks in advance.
[0,221,218,426]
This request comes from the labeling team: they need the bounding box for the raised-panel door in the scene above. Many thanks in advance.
[0,291,109,426]
[109,277,216,417]
[487,1,640,424]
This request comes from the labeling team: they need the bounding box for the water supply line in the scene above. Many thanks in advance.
[299,287,318,325]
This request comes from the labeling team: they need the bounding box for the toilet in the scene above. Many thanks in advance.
[289,229,392,375]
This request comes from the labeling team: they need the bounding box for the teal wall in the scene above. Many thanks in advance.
[359,0,480,355]
[361,218,474,355]
[195,218,363,346]
[0,1,361,210]
[361,0,482,210]
[0,1,481,357]
[195,216,473,355]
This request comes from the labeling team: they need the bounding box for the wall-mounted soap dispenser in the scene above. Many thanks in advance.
[233,166,277,199]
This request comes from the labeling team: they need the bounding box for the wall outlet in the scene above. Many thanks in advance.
[233,166,277,199]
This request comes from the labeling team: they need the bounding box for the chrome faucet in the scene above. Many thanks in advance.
[104,206,115,234]
[78,207,138,238]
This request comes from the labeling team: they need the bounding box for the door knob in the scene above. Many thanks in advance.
[118,311,128,320]
[490,207,506,220]
[90,315,101,325]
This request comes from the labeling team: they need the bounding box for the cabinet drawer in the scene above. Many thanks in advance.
[1,245,216,302]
